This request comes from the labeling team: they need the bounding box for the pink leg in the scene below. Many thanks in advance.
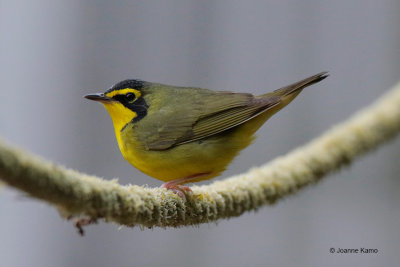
[161,173,210,200]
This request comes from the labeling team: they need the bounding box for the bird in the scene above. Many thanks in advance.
[85,72,328,198]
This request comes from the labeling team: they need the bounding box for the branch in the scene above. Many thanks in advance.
[1,82,400,228]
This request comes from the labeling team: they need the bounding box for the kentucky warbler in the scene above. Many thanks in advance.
[85,72,328,196]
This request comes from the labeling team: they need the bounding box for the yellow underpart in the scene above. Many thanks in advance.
[118,110,273,182]
[105,88,141,99]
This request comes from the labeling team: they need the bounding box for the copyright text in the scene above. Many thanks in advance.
[329,248,378,254]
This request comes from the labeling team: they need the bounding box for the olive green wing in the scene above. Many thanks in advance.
[182,95,280,143]
[143,91,280,150]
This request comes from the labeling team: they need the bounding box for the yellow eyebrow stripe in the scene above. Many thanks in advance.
[105,88,141,99]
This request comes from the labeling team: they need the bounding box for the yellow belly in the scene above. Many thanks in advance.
[116,111,273,183]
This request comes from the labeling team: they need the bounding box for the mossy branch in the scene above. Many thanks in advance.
[1,82,400,228]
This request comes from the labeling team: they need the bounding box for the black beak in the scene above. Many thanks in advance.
[84,93,114,103]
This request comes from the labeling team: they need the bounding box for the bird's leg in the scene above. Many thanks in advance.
[161,173,211,200]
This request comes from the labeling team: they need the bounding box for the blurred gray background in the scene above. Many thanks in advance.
[1,0,399,266]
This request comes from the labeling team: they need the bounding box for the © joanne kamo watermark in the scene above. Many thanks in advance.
[330,247,378,254]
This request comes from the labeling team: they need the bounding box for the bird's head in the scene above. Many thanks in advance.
[84,79,149,132]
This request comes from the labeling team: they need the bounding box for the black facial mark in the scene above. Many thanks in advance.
[130,97,148,122]
[113,93,149,124]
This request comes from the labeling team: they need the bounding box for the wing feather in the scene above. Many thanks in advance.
[145,91,280,150]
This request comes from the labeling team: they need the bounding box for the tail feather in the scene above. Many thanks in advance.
[254,71,328,119]
[269,71,329,97]
[229,71,328,137]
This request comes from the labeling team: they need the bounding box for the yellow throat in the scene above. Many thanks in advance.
[101,88,141,153]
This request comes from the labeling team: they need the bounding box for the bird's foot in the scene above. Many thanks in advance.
[160,173,211,200]
[161,182,192,201]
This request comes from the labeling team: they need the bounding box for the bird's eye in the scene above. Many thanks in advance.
[125,93,136,102]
